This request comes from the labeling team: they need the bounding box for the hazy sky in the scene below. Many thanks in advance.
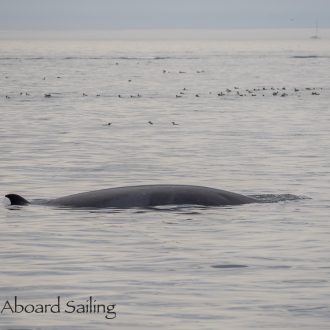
[0,0,329,30]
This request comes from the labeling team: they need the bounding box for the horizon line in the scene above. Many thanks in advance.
[0,28,329,40]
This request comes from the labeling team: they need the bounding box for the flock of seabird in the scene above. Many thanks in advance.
[1,73,324,128]
[3,85,322,100]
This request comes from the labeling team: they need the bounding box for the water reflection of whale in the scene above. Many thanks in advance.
[5,184,257,209]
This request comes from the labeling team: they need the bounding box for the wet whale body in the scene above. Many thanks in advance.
[5,184,257,209]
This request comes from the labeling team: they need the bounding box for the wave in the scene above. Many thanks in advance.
[291,55,330,59]
[0,56,46,60]
[0,55,198,61]
[211,264,248,269]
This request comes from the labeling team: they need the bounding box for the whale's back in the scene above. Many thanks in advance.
[47,184,256,208]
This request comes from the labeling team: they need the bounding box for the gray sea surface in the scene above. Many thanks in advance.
[1,30,330,329]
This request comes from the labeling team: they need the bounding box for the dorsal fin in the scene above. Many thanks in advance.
[5,194,30,205]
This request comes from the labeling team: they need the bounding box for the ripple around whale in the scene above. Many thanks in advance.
[249,194,309,203]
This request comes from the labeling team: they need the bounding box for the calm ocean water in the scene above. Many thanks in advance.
[1,30,330,329]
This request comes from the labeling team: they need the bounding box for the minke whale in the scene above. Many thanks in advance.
[5,184,257,209]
